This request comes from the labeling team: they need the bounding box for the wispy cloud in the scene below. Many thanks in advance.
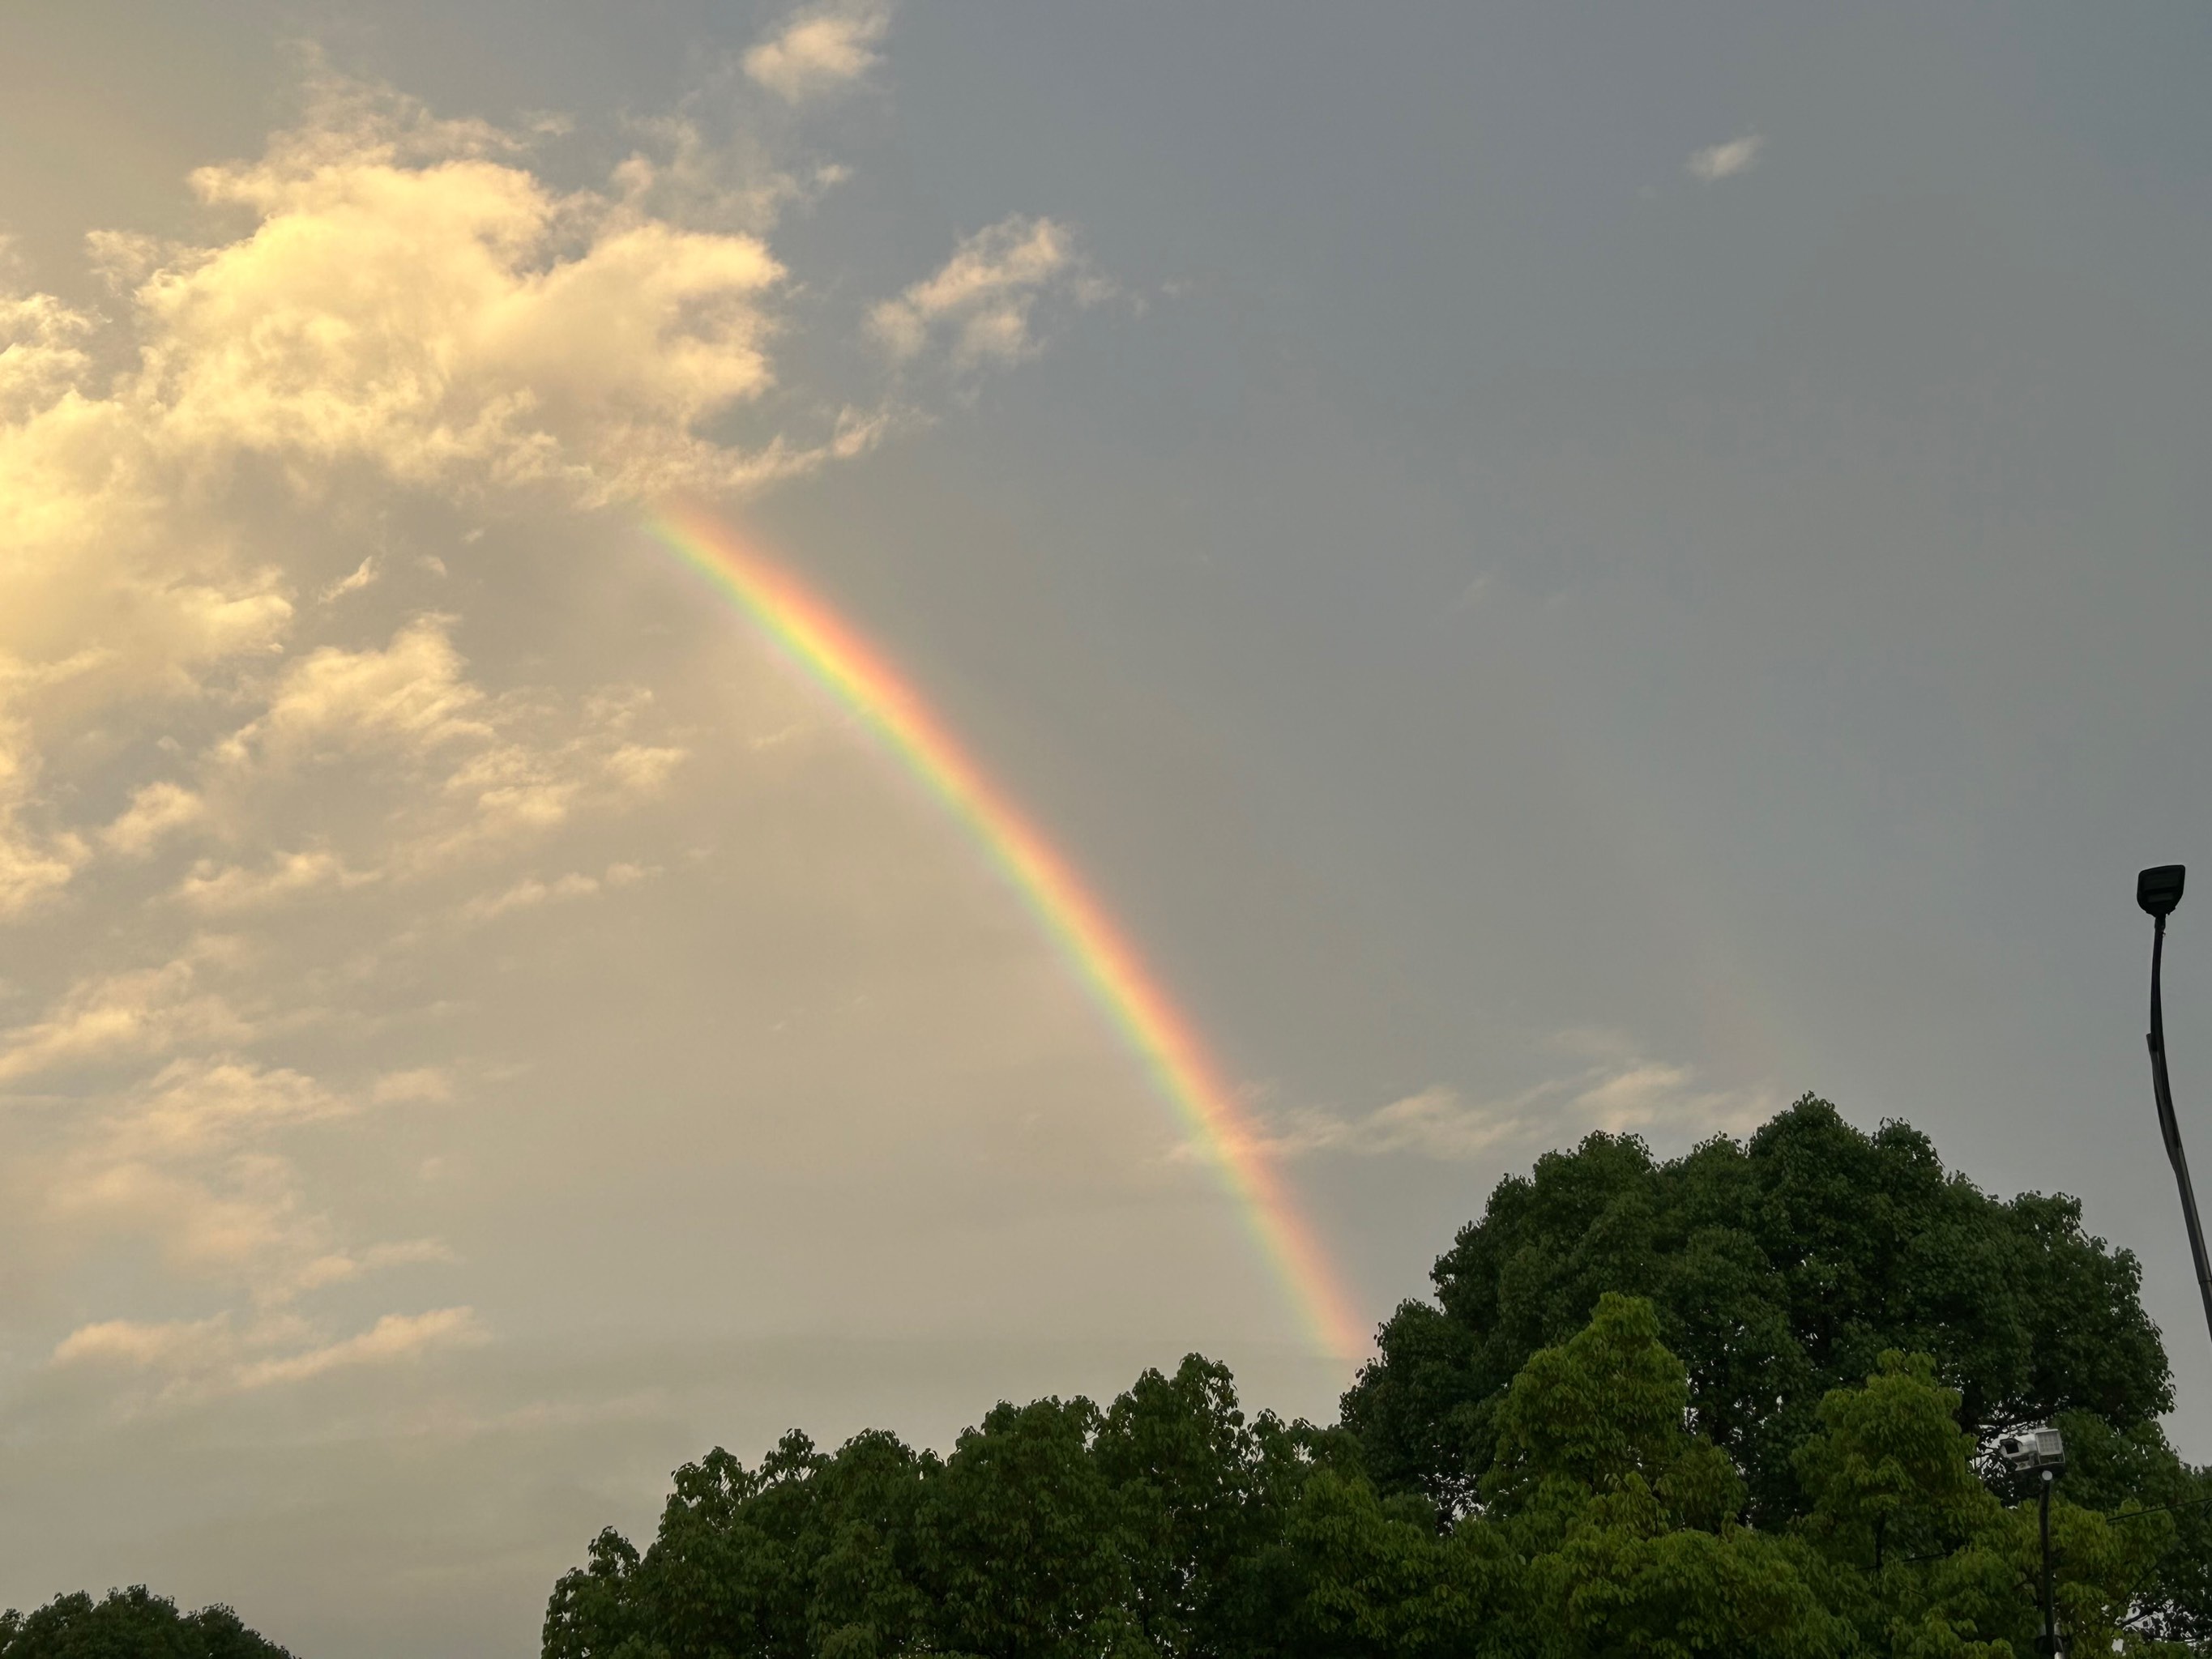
[100,782,207,859]
[53,1305,483,1403]
[320,554,382,603]
[32,1054,461,1329]
[209,620,689,875]
[460,869,603,923]
[870,215,1108,370]
[1252,1045,1780,1163]
[1687,133,1764,181]
[236,1307,484,1388]
[744,3,891,102]
[0,948,255,1084]
[175,849,380,913]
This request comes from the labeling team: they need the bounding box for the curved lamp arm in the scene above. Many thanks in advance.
[2142,864,2212,1348]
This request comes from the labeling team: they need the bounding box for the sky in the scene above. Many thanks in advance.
[4,2,2212,1653]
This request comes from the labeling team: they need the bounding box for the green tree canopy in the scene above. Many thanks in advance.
[1343,1096,2173,1521]
[547,1099,2210,1658]
[0,1587,294,1659]
[553,1296,2196,1659]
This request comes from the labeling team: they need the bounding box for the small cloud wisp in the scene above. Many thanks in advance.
[1686,133,1764,181]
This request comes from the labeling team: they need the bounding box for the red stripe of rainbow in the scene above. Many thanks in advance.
[647,502,1366,1359]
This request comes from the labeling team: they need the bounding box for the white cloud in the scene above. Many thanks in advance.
[174,848,380,913]
[121,1057,347,1155]
[146,113,801,501]
[30,1056,459,1324]
[372,1066,455,1104]
[1254,1050,1780,1162]
[870,216,1106,370]
[53,1305,482,1399]
[53,1315,230,1372]
[460,869,601,922]
[744,3,891,102]
[0,291,96,420]
[100,781,207,858]
[228,619,493,765]
[0,811,84,917]
[0,64,1110,1461]
[51,1149,323,1289]
[0,706,90,915]
[320,554,382,603]
[1687,133,1764,181]
[234,1307,484,1388]
[0,949,254,1084]
[457,858,657,923]
[208,619,687,875]
[603,741,687,793]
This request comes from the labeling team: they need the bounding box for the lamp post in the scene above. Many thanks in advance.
[2137,864,2212,1346]
[2039,1467,2057,1658]
[1997,1425,2068,1657]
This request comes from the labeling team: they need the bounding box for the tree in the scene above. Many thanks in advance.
[1343,1097,2208,1641]
[1473,1294,1857,1659]
[544,1359,1322,1659]
[1791,1354,2188,1657]
[549,1102,2211,1657]
[917,1397,1138,1659]
[1343,1097,2175,1522]
[0,1586,294,1659]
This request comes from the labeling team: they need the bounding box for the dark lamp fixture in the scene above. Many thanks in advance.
[1995,1425,2066,1474]
[2141,864,2187,919]
[2140,860,2212,1350]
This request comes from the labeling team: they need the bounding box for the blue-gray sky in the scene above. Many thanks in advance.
[3,4,2210,1654]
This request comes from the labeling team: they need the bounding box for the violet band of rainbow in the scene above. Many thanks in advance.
[648,501,1366,1359]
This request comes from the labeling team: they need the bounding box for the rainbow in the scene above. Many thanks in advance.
[648,502,1366,1359]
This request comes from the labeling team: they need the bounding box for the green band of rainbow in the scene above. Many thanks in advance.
[647,502,1366,1359]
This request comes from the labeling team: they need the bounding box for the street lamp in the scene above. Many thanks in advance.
[2137,864,2212,1347]
[1997,1425,2068,1657]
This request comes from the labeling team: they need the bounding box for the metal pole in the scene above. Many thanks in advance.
[2147,912,2212,1345]
[2039,1471,2057,1658]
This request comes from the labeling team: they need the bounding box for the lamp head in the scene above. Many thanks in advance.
[2140,865,2187,919]
[1995,1423,2067,1475]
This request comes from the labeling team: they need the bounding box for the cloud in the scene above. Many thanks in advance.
[0,949,254,1084]
[459,869,602,922]
[234,1307,484,1388]
[371,1066,454,1104]
[53,1315,230,1372]
[320,554,382,603]
[143,151,791,500]
[175,849,380,913]
[0,291,96,420]
[0,76,813,921]
[0,706,91,915]
[0,62,1110,1468]
[207,619,687,875]
[100,781,207,858]
[870,216,1106,370]
[744,3,891,102]
[0,803,84,917]
[1254,1048,1780,1162]
[1687,133,1764,181]
[119,1057,347,1155]
[53,1305,482,1399]
[6,75,865,518]
[28,1056,458,1325]
[228,619,495,764]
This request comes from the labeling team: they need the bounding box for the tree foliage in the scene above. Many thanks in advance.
[544,1306,2201,1658]
[0,1586,294,1659]
[1343,1096,2172,1522]
[548,1098,2210,1658]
